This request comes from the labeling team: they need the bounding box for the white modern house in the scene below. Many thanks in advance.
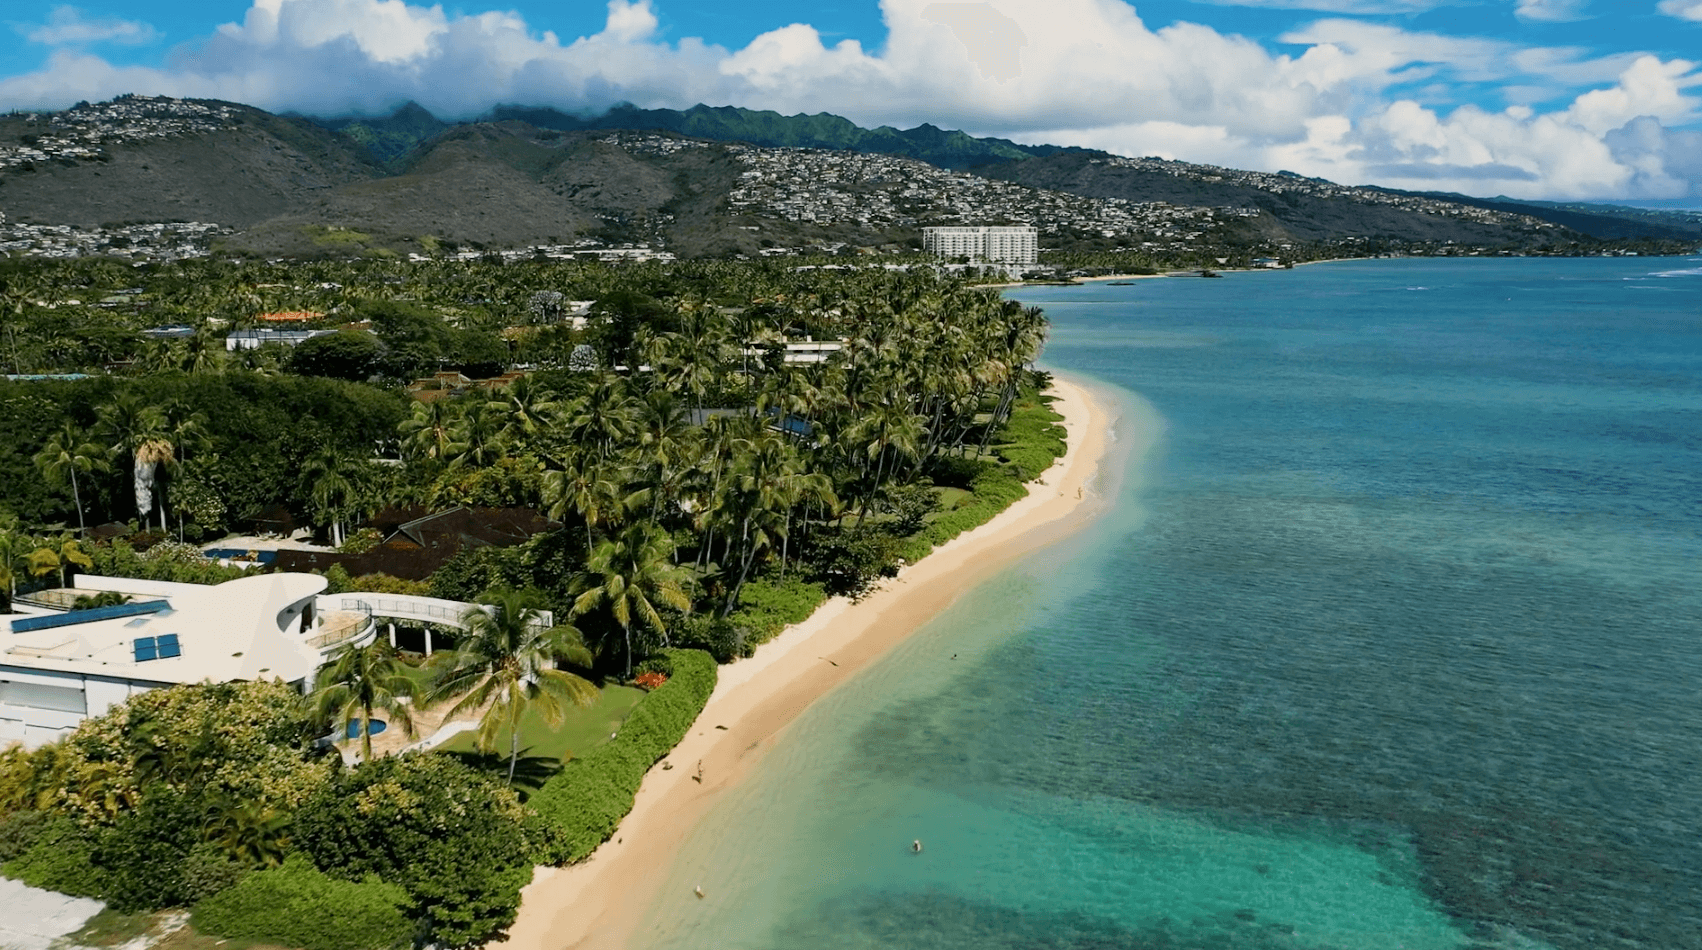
[0,573,369,749]
[2,574,552,750]
[922,226,1039,265]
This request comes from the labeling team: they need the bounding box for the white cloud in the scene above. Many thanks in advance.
[22,6,158,46]
[0,0,1696,200]
[1656,0,1702,22]
[1514,0,1589,22]
[1189,0,1447,11]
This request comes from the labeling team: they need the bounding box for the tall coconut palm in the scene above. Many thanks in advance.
[541,450,630,556]
[300,448,365,547]
[424,589,598,783]
[96,395,169,526]
[572,524,692,677]
[306,640,420,762]
[33,422,112,534]
[398,397,458,462]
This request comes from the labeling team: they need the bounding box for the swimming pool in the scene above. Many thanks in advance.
[345,719,388,739]
[203,548,278,563]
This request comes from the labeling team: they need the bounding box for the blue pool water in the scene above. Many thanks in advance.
[639,258,1702,950]
[345,719,387,739]
[203,548,277,563]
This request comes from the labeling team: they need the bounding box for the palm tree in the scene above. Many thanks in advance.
[306,640,420,761]
[572,524,692,677]
[180,328,225,375]
[541,450,629,555]
[27,535,93,588]
[0,527,27,605]
[96,394,170,526]
[33,422,111,535]
[398,398,458,462]
[203,797,291,867]
[300,448,366,547]
[423,589,598,783]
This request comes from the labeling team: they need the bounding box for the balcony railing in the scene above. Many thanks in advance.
[308,600,373,651]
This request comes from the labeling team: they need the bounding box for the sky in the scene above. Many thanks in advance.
[1,0,1699,202]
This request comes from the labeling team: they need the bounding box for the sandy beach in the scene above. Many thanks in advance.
[498,376,1118,950]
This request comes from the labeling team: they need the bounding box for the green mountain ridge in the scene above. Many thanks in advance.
[308,101,1702,242]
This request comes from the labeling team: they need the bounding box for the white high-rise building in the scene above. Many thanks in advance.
[922,226,1038,265]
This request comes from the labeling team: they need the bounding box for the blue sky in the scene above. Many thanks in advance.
[2,1,1698,201]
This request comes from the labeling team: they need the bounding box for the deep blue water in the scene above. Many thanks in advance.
[641,258,1702,950]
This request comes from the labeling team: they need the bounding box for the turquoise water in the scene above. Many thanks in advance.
[636,258,1702,950]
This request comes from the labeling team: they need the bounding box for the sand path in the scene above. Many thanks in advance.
[499,377,1117,950]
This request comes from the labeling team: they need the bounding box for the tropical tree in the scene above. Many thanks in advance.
[305,640,420,761]
[202,797,292,867]
[398,397,457,462]
[299,448,367,547]
[423,589,598,783]
[571,524,692,676]
[33,422,112,534]
[0,526,27,604]
[96,394,170,526]
[28,535,93,588]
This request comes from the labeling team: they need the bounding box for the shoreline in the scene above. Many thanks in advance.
[498,377,1119,950]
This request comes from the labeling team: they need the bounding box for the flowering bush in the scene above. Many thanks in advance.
[632,671,668,691]
[140,540,214,565]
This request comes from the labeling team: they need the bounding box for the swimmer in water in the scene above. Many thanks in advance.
[912,839,923,853]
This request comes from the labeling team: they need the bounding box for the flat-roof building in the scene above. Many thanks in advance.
[1,573,337,748]
[1,572,524,749]
[922,226,1039,265]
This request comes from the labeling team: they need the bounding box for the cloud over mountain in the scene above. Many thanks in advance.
[1,0,1698,201]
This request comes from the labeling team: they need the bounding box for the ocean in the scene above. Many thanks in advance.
[634,258,1702,950]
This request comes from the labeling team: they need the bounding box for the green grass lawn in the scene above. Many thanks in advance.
[438,684,647,764]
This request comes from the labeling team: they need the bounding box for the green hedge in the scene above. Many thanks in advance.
[724,577,828,648]
[897,387,1067,563]
[191,854,413,950]
[1,816,108,898]
[528,648,717,863]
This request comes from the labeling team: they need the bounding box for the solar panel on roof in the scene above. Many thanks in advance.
[133,637,158,662]
[11,600,169,634]
[157,634,181,659]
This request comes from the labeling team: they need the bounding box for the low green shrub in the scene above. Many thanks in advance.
[95,788,204,912]
[723,577,827,647]
[192,854,412,950]
[924,453,996,489]
[529,649,716,864]
[673,615,748,663]
[0,810,58,862]
[293,753,534,948]
[1,816,108,898]
[180,841,251,904]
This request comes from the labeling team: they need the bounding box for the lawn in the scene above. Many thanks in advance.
[437,684,647,764]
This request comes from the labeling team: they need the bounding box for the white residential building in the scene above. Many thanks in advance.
[225,328,337,351]
[921,226,1039,265]
[1,574,542,750]
[1,574,356,748]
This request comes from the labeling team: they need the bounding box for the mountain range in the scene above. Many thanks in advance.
[2,96,1696,261]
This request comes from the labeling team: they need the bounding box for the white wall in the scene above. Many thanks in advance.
[0,664,161,750]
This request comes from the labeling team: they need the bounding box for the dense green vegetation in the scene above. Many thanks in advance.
[191,855,413,950]
[0,255,1070,947]
[528,648,718,862]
